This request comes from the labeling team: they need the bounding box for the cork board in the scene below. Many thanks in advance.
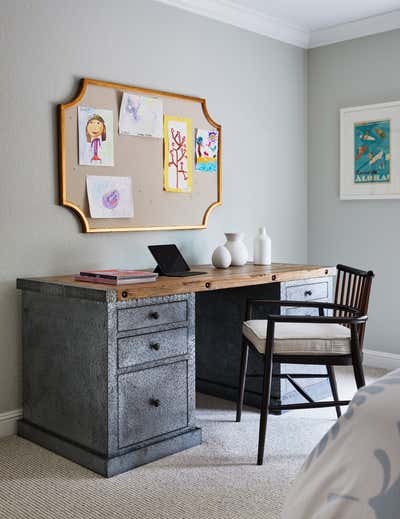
[59,78,222,233]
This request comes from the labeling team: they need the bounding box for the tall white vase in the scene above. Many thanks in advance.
[253,227,271,265]
[224,233,248,266]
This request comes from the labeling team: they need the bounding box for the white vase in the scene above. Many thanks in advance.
[224,233,248,266]
[212,245,231,269]
[253,227,271,265]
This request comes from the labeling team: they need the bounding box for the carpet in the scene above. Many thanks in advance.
[0,367,386,519]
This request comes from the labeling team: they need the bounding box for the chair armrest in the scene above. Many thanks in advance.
[245,299,359,317]
[265,314,368,325]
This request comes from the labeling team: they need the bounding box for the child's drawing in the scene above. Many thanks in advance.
[78,107,114,166]
[164,116,192,193]
[195,129,218,172]
[119,93,163,138]
[86,176,134,218]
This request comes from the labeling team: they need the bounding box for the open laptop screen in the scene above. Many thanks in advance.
[148,244,190,274]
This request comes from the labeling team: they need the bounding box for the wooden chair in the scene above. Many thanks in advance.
[236,264,374,465]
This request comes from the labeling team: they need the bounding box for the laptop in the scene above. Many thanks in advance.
[148,244,207,277]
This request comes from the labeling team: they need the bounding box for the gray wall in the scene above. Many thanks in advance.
[0,0,307,413]
[308,29,400,355]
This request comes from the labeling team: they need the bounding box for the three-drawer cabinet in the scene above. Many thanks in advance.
[16,283,201,477]
[115,299,193,452]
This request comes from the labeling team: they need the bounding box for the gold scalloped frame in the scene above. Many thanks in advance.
[59,78,222,233]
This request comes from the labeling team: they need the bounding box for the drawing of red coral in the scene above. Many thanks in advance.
[168,127,188,189]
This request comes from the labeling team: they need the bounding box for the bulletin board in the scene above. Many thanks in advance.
[59,78,222,233]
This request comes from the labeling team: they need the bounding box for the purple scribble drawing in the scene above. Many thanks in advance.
[126,96,142,122]
[102,189,120,210]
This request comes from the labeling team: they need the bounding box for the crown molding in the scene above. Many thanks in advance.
[309,10,400,48]
[155,0,310,48]
[155,0,400,50]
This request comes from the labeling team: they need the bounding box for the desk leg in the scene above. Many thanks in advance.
[195,283,282,413]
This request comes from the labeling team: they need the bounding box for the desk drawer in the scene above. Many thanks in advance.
[286,281,328,302]
[118,327,188,369]
[285,306,319,317]
[118,361,188,448]
[118,301,187,332]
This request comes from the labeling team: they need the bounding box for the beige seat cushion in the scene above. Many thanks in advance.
[242,320,351,355]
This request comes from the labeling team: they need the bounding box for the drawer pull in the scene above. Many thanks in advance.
[150,398,160,407]
[149,311,159,320]
[150,342,160,351]
[304,290,312,297]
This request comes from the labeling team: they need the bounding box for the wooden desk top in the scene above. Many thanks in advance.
[18,263,335,302]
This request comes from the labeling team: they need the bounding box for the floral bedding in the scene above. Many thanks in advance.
[282,369,400,519]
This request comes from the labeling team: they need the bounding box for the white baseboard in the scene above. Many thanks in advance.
[0,409,22,439]
[363,349,400,370]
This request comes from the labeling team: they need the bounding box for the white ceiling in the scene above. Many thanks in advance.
[156,0,400,48]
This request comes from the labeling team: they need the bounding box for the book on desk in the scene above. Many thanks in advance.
[76,269,158,285]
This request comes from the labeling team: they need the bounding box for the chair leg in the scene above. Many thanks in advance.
[327,365,341,418]
[352,355,366,390]
[350,324,366,390]
[257,324,274,465]
[236,338,249,423]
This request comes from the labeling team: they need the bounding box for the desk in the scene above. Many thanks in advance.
[17,263,334,476]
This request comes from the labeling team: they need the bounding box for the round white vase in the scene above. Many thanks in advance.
[224,233,248,266]
[212,245,231,269]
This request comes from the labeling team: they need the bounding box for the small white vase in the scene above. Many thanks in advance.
[224,233,248,266]
[212,245,231,269]
[254,227,271,265]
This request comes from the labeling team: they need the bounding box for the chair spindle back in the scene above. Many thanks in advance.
[333,264,374,348]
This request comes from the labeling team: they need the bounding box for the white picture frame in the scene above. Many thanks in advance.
[340,100,400,199]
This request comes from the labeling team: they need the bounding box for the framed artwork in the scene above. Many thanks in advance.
[163,115,193,193]
[340,100,400,199]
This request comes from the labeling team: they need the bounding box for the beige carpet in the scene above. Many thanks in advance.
[0,367,387,519]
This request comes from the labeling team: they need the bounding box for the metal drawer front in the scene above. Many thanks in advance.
[285,307,319,317]
[118,301,187,332]
[118,361,188,448]
[118,327,188,369]
[286,281,328,301]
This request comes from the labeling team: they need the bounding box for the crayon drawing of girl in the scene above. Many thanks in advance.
[86,114,106,164]
[78,106,114,167]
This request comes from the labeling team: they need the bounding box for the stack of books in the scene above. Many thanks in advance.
[75,269,158,285]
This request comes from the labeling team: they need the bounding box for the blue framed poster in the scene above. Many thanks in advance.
[340,100,400,199]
